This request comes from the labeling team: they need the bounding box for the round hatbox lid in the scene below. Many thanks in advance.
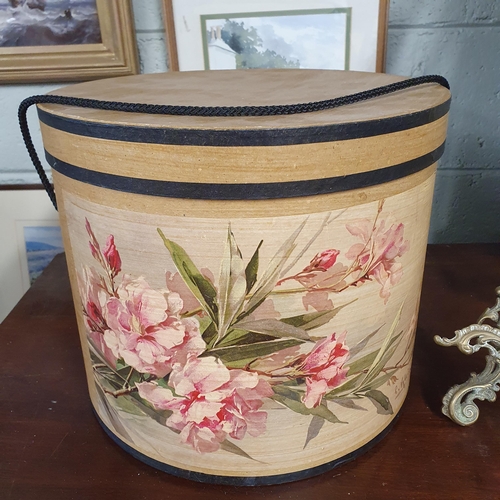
[38,69,450,133]
[38,70,450,202]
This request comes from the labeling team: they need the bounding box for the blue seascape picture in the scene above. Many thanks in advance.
[0,0,101,47]
[23,226,64,283]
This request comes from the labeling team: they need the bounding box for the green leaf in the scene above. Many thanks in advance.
[272,386,346,424]
[304,415,325,449]
[215,329,284,349]
[181,307,203,318]
[348,326,383,359]
[156,378,170,389]
[206,338,303,366]
[201,321,218,348]
[357,302,405,388]
[245,240,262,293]
[215,328,262,348]
[219,440,257,461]
[126,369,145,389]
[130,392,173,426]
[324,373,366,399]
[363,368,399,392]
[325,323,403,399]
[364,389,394,415]
[217,227,248,341]
[361,332,404,389]
[116,358,127,371]
[347,351,378,375]
[197,315,213,333]
[158,229,219,324]
[281,300,355,331]
[235,318,311,341]
[114,394,148,417]
[280,211,340,277]
[330,398,367,411]
[93,366,124,390]
[243,219,307,317]
[115,364,135,378]
[326,333,403,399]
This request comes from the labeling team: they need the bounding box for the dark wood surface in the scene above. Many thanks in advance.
[1,245,499,500]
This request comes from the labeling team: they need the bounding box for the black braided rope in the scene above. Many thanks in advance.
[18,74,450,210]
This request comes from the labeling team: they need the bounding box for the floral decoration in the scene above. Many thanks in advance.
[79,200,413,459]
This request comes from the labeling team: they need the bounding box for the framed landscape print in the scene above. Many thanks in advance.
[164,0,388,72]
[0,0,138,83]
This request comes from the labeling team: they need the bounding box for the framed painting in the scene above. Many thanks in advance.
[164,0,388,72]
[0,0,139,83]
[0,188,62,323]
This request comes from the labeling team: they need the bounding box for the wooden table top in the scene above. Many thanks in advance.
[1,244,499,500]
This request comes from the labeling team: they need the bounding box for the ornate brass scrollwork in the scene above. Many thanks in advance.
[434,287,500,426]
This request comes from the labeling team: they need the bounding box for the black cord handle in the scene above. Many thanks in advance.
[18,74,450,211]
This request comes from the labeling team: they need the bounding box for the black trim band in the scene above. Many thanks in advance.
[38,99,450,147]
[46,143,445,200]
[94,409,399,486]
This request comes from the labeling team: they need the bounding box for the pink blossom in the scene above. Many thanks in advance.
[346,219,409,303]
[298,332,349,408]
[103,277,205,377]
[295,262,348,291]
[302,290,334,312]
[303,249,340,273]
[102,235,121,277]
[277,251,347,291]
[85,219,122,280]
[165,271,200,315]
[77,266,117,366]
[247,333,350,409]
[137,356,273,453]
[245,298,280,321]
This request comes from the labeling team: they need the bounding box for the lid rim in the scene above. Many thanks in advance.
[37,70,451,131]
[38,99,450,147]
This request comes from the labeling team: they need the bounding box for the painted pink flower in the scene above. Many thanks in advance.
[277,249,347,292]
[245,298,281,321]
[137,355,273,453]
[298,332,350,409]
[346,219,409,303]
[302,290,334,312]
[77,266,117,366]
[165,271,200,315]
[102,235,121,277]
[85,219,122,285]
[295,262,348,292]
[303,249,340,273]
[248,333,349,408]
[103,277,205,377]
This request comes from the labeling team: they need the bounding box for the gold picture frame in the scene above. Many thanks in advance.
[162,0,179,71]
[0,0,139,83]
[163,0,388,73]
